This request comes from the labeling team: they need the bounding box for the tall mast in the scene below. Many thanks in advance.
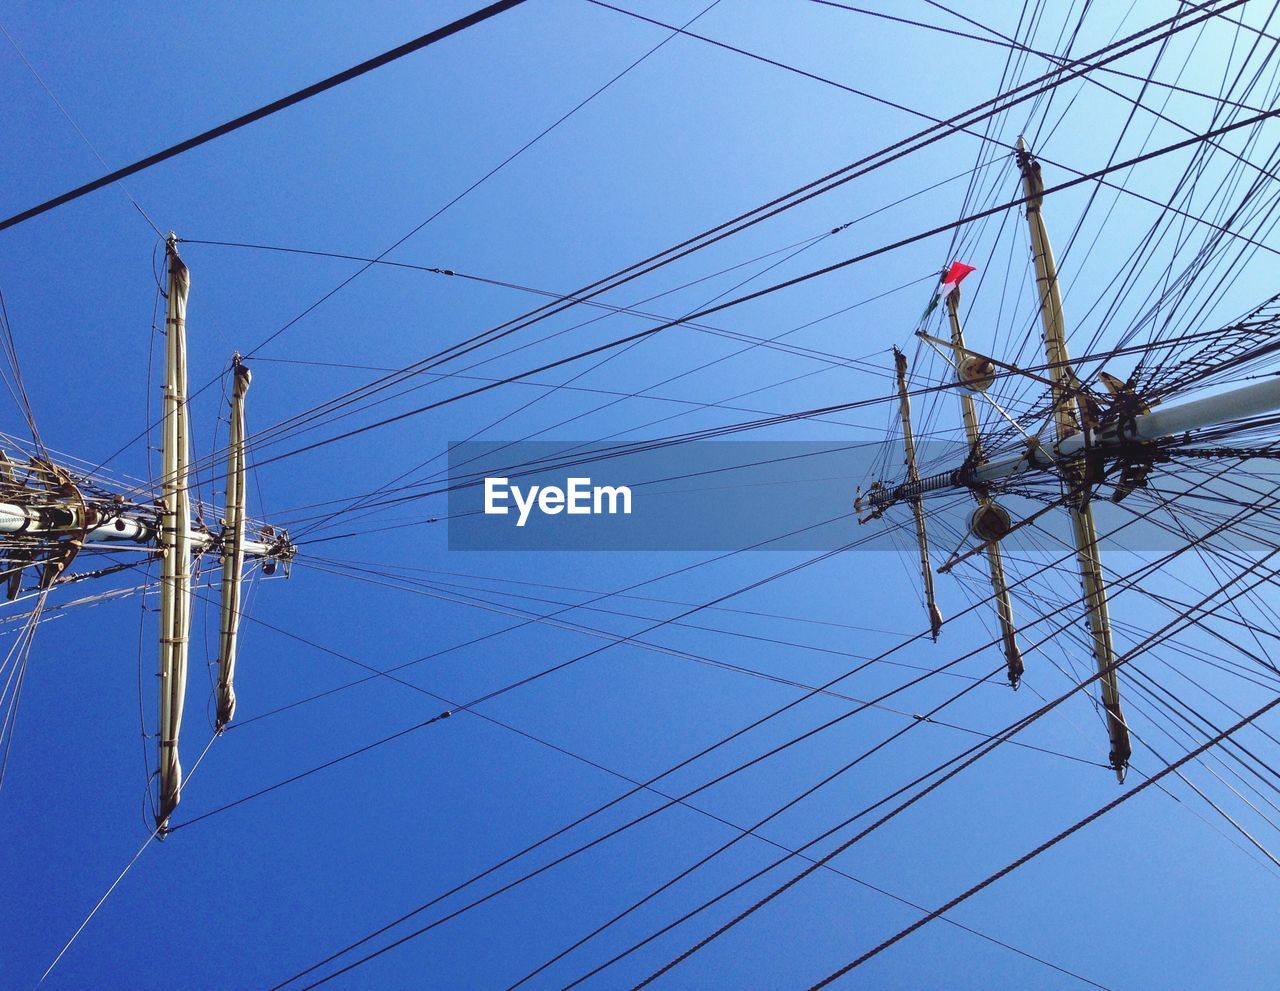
[943,291,1023,687]
[1016,138,1131,780]
[892,347,943,640]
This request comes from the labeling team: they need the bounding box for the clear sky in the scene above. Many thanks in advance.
[4,2,1280,989]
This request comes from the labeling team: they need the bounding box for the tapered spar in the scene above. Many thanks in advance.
[891,347,943,639]
[215,356,251,730]
[943,290,1024,687]
[1017,138,1130,780]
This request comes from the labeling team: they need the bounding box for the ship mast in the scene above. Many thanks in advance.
[156,234,194,824]
[1016,138,1130,780]
[942,289,1024,688]
[858,142,1280,778]
[0,235,295,829]
[155,235,296,826]
[891,346,943,640]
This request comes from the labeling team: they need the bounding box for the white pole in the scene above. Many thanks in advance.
[966,375,1280,488]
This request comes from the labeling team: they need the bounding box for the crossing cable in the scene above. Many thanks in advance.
[226,261,939,537]
[0,20,163,237]
[171,235,919,480]
[298,554,1014,696]
[301,554,1115,757]
[284,207,1280,543]
[1100,20,1280,373]
[174,555,1107,988]
[547,536,1280,989]
[266,577,1066,987]
[240,102,1280,474]
[1091,26,1280,371]
[0,0,532,233]
[303,538,1238,991]
[602,0,1280,335]
[241,0,726,360]
[166,512,870,831]
[627,546,1280,991]
[268,472,1241,990]
[1123,671,1280,855]
[181,241,890,373]
[260,319,1227,536]
[82,0,719,479]
[260,330,1256,533]
[996,510,1280,840]
[529,463,1280,986]
[808,690,1280,988]
[925,0,1277,49]
[944,2,1280,443]
[641,0,1268,114]
[222,588,1115,991]
[181,563,1107,991]
[160,0,1249,485]
[501,662,1005,991]
[102,0,1252,494]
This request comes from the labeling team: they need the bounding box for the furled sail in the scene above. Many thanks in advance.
[216,357,251,729]
[157,236,192,828]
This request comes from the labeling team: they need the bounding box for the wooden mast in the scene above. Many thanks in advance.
[892,347,943,640]
[1016,138,1131,780]
[943,290,1024,687]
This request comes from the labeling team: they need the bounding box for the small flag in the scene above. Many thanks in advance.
[920,261,977,323]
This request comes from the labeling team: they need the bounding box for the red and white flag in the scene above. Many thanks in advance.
[920,262,976,321]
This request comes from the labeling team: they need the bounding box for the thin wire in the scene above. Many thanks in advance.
[35,732,218,986]
[34,827,161,986]
[0,1,532,233]
[809,689,1280,987]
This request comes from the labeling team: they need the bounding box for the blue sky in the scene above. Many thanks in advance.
[4,2,1280,988]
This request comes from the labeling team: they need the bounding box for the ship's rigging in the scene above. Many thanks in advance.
[7,2,1280,989]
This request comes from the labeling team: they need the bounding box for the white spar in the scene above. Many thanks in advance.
[0,234,294,834]
[971,374,1280,487]
[0,503,279,555]
[870,374,1280,505]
